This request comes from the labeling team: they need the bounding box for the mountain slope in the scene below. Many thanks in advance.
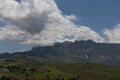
[0,40,120,64]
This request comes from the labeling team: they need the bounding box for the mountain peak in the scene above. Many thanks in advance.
[0,40,120,65]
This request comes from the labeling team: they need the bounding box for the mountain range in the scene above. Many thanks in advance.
[0,40,120,65]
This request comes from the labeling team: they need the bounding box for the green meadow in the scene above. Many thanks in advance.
[0,62,120,80]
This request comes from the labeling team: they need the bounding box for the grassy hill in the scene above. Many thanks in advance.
[0,61,120,80]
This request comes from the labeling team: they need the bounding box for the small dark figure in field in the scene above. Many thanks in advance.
[30,68,36,72]
[26,78,29,80]
[77,75,80,79]
[29,68,36,75]
[46,75,50,80]
[58,74,61,77]
[6,65,21,71]
[69,77,77,80]
[22,68,26,71]
[48,70,51,73]
[61,78,64,80]
[25,74,29,77]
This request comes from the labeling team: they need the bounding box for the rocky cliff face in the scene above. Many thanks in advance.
[1,40,120,65]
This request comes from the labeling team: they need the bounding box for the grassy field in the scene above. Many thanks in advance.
[0,61,120,80]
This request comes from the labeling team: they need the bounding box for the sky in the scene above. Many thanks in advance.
[0,0,120,53]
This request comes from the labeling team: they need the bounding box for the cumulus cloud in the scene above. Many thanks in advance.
[0,0,104,46]
[103,24,120,43]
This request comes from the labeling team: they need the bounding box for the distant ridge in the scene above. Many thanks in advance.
[0,40,120,65]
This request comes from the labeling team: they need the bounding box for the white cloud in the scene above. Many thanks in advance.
[0,0,104,46]
[103,24,120,43]
[64,14,77,21]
